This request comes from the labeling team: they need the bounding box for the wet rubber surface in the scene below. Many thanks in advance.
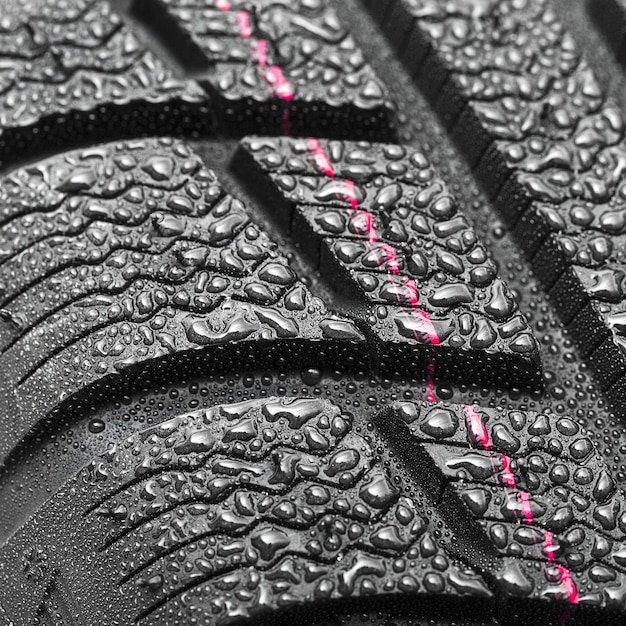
[1,0,626,625]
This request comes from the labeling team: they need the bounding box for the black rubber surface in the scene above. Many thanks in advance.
[1,0,626,625]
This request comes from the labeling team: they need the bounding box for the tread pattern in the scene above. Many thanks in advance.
[0,0,209,158]
[0,137,365,464]
[366,0,626,413]
[1,397,622,624]
[238,135,541,388]
[377,402,626,610]
[2,1,626,625]
[0,399,492,626]
[139,0,395,138]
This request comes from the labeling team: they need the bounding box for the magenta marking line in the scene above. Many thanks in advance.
[236,9,252,38]
[303,138,439,402]
[461,404,579,613]
[216,2,293,134]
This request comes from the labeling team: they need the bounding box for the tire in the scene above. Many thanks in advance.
[0,0,626,625]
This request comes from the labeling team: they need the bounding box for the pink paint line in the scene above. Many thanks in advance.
[514,489,534,523]
[356,211,378,241]
[463,404,491,450]
[460,405,578,610]
[553,565,579,604]
[497,453,517,490]
[303,138,439,402]
[236,10,252,38]
[216,3,293,135]
[543,530,556,564]
[337,179,359,212]
[265,66,293,101]
[308,144,333,176]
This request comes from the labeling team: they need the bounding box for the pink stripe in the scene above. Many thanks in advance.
[463,405,490,450]
[353,210,377,241]
[554,566,579,605]
[303,138,439,402]
[543,531,555,563]
[498,454,516,489]
[514,489,533,522]
[339,179,359,212]
[214,6,292,134]
[255,38,267,64]
[237,10,251,38]
[307,139,333,176]
[412,307,439,402]
[414,309,439,346]
[460,404,578,610]
[281,106,290,136]
[266,66,293,101]
[401,279,418,306]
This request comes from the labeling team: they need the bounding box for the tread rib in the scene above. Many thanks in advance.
[365,0,626,414]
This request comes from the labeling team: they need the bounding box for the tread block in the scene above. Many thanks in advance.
[237,135,541,388]
[0,138,366,464]
[367,0,626,414]
[375,401,626,614]
[139,0,396,139]
[0,0,210,159]
[0,398,493,626]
